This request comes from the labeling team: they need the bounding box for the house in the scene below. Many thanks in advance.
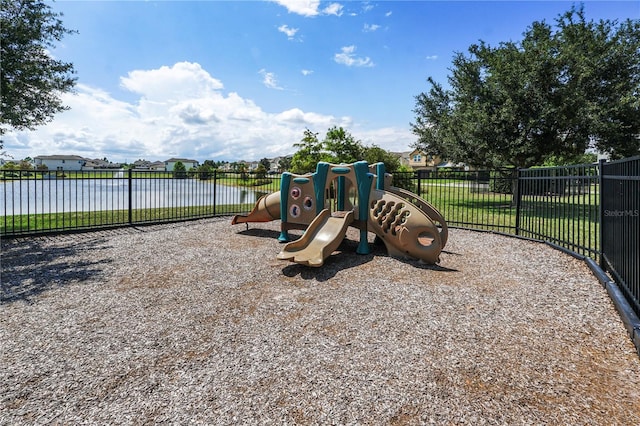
[149,161,166,171]
[406,149,441,171]
[165,158,199,171]
[132,159,153,170]
[34,155,86,171]
[392,152,411,168]
[82,159,122,170]
[270,155,293,172]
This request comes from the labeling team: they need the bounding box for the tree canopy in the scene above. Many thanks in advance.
[1,0,77,143]
[172,161,187,178]
[412,6,640,169]
[289,126,401,174]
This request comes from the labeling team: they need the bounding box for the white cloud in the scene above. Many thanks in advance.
[272,0,343,17]
[275,108,350,129]
[425,55,439,60]
[363,23,381,32]
[2,62,414,163]
[278,24,299,39]
[258,69,283,90]
[322,3,343,16]
[271,0,320,17]
[301,69,314,76]
[334,45,374,68]
[354,126,415,153]
[121,62,223,102]
[385,11,392,17]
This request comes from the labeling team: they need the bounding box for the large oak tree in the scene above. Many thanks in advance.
[412,6,640,169]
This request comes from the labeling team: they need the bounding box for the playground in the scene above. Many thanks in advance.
[2,217,639,424]
[233,161,449,267]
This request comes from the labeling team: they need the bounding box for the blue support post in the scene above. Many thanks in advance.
[354,161,372,254]
[278,172,291,242]
[375,162,386,190]
[313,162,330,214]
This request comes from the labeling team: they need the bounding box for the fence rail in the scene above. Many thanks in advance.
[1,159,638,318]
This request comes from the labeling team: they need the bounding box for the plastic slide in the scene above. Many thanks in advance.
[386,186,448,248]
[277,209,354,267]
[231,191,281,225]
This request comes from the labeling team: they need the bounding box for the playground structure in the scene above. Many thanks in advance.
[232,161,448,267]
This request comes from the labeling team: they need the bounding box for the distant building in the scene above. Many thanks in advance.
[165,158,199,171]
[132,159,153,170]
[34,155,86,171]
[82,159,122,170]
[407,149,442,171]
[392,152,411,168]
[149,161,166,171]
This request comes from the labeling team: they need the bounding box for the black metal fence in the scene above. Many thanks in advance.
[1,159,638,318]
[1,169,280,235]
[518,163,600,259]
[600,156,640,319]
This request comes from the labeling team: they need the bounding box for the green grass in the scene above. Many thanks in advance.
[419,181,600,256]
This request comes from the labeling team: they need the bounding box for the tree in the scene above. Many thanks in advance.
[323,126,365,164]
[1,0,77,144]
[363,144,401,173]
[290,128,326,173]
[412,6,640,169]
[233,162,249,181]
[196,163,213,180]
[259,157,271,172]
[18,158,33,170]
[277,156,291,172]
[556,10,640,159]
[254,163,267,181]
[173,161,187,179]
[290,126,401,174]
[1,161,17,170]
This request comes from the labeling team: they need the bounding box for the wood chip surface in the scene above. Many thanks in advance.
[2,218,639,424]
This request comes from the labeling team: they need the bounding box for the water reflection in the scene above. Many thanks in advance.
[1,178,263,215]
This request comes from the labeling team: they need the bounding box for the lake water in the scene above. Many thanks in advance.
[1,178,264,215]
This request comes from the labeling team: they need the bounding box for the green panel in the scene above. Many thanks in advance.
[331,167,351,175]
[278,173,292,241]
[376,162,386,190]
[313,162,330,214]
[354,161,373,222]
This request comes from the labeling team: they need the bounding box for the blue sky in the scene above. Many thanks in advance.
[4,0,639,164]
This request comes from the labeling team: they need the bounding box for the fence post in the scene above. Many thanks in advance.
[598,158,605,268]
[128,168,133,224]
[515,168,522,236]
[213,169,217,216]
[416,171,421,197]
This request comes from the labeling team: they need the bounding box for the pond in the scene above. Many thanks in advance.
[0,177,264,215]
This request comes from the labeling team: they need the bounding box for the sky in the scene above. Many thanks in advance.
[3,0,639,164]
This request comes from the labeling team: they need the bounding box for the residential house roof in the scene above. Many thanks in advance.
[34,155,87,160]
[165,158,198,163]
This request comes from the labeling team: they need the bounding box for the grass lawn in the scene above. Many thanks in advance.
[418,181,600,256]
